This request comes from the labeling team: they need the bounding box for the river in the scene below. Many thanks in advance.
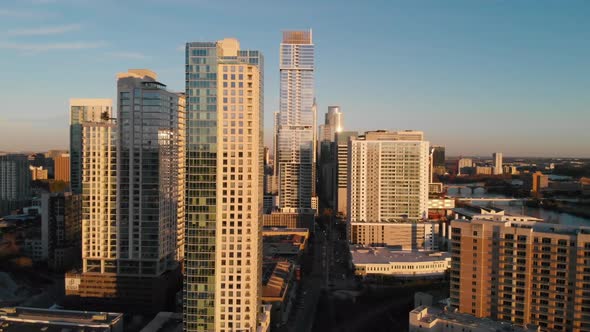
[446,187,590,226]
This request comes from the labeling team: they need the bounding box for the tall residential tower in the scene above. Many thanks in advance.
[65,70,185,314]
[347,131,433,248]
[276,30,316,211]
[185,38,266,332]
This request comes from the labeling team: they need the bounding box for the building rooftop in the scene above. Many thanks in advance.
[261,260,293,301]
[411,305,539,331]
[262,228,309,256]
[454,214,590,235]
[350,246,451,265]
[0,307,123,331]
[453,206,543,222]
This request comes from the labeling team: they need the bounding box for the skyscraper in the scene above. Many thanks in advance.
[347,131,431,246]
[69,99,113,195]
[317,106,344,209]
[318,106,343,143]
[185,38,266,332]
[115,69,185,276]
[0,154,31,215]
[276,30,315,211]
[65,70,185,314]
[493,152,503,175]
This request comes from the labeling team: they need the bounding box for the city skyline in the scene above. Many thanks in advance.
[0,0,589,157]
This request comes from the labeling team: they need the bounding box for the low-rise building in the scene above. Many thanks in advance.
[262,260,296,325]
[475,166,493,175]
[503,165,519,175]
[0,307,123,332]
[263,228,309,257]
[263,211,315,231]
[350,246,451,279]
[409,305,539,332]
[349,222,439,250]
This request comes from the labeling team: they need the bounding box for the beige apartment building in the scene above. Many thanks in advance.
[185,38,269,332]
[450,215,590,331]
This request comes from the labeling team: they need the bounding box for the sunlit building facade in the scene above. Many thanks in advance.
[66,71,185,314]
[450,215,590,331]
[347,131,430,246]
[185,38,265,332]
[69,98,113,195]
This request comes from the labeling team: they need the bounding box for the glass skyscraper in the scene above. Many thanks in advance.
[116,69,185,276]
[185,38,266,332]
[276,30,316,210]
[65,71,185,314]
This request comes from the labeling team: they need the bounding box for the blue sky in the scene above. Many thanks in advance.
[0,0,589,157]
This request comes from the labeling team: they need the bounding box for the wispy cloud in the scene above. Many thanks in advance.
[0,8,57,18]
[6,24,81,36]
[107,51,150,60]
[0,41,106,52]
[176,44,185,52]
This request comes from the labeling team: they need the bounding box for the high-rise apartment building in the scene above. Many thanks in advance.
[347,131,430,246]
[65,71,185,314]
[276,30,316,211]
[0,154,31,215]
[69,99,113,195]
[334,131,357,217]
[493,152,503,175]
[450,215,590,331]
[54,153,71,183]
[185,38,266,332]
[116,69,185,276]
[80,119,117,275]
